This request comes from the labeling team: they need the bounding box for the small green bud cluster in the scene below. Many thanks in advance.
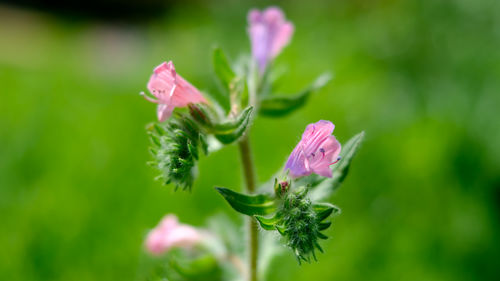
[148,114,208,191]
[278,187,332,263]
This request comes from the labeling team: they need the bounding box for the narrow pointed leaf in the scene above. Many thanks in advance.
[148,132,161,147]
[314,241,324,253]
[215,187,276,216]
[318,221,332,231]
[255,213,281,230]
[313,202,340,221]
[310,131,365,200]
[213,47,236,92]
[259,73,332,117]
[199,134,208,155]
[213,106,253,144]
[317,232,328,240]
[275,225,286,235]
[211,47,235,113]
[330,131,365,187]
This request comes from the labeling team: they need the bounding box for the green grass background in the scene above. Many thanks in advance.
[1,0,500,280]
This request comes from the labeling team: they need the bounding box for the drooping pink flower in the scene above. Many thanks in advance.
[247,6,294,73]
[145,214,201,255]
[141,61,207,122]
[285,120,342,178]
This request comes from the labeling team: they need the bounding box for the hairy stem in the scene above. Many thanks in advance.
[238,136,258,281]
[237,59,260,281]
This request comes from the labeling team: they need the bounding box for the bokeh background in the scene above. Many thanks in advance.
[1,0,500,280]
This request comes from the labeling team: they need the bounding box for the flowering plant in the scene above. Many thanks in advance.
[137,6,364,281]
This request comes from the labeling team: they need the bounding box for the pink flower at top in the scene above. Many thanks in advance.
[145,214,201,255]
[247,6,294,73]
[285,120,342,178]
[141,61,207,122]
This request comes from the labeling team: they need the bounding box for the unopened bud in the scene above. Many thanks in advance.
[274,178,290,197]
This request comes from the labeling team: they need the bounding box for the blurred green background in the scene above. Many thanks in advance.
[1,0,500,280]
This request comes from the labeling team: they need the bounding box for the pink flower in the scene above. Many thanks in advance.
[145,214,201,255]
[141,61,207,122]
[247,6,294,73]
[285,120,341,178]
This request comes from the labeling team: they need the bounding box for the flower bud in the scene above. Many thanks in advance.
[148,114,208,190]
[279,188,326,263]
[274,178,290,197]
[145,214,202,255]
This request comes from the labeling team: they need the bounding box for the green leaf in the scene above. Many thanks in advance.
[255,213,282,230]
[170,254,223,281]
[136,250,222,281]
[259,73,332,117]
[213,106,253,144]
[310,131,365,200]
[330,131,365,186]
[212,47,236,92]
[313,202,340,221]
[275,225,286,235]
[199,133,209,155]
[215,187,276,216]
[318,221,332,231]
[211,47,237,114]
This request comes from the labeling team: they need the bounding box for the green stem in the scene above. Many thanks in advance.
[238,136,258,281]
[237,59,260,281]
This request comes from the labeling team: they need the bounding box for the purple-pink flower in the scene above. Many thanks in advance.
[285,120,341,178]
[248,6,294,73]
[145,214,201,255]
[141,61,207,122]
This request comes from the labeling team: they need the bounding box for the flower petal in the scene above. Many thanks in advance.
[301,120,335,156]
[247,6,293,73]
[285,145,310,178]
[170,75,207,108]
[145,214,202,255]
[157,104,174,122]
[145,61,206,122]
[270,22,294,58]
[285,120,341,179]
[158,214,179,231]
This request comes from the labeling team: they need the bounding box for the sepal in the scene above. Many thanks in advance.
[188,103,216,128]
[212,106,254,144]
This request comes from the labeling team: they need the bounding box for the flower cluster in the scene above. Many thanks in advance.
[139,5,364,280]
